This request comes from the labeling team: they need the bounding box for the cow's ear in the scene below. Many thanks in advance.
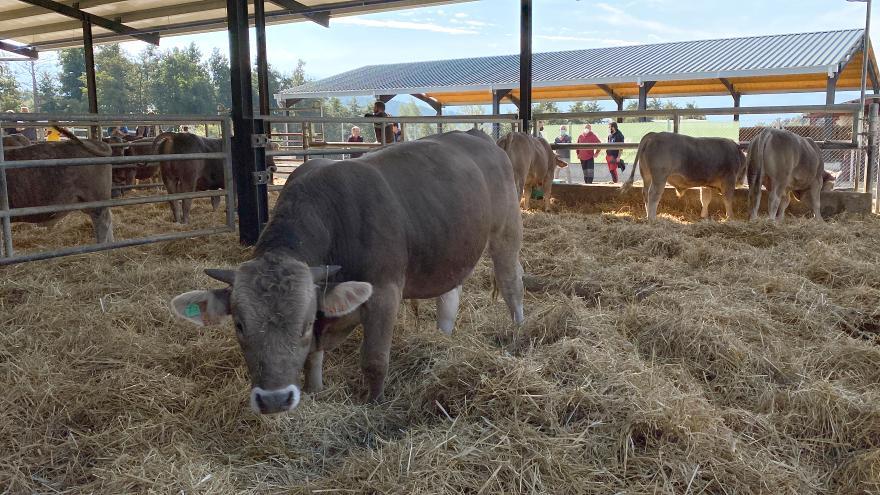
[170,288,231,326]
[555,157,568,168]
[320,282,373,317]
[310,265,342,283]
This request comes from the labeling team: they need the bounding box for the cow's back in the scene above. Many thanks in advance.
[642,132,743,185]
[262,131,518,299]
[7,141,112,223]
[759,128,823,191]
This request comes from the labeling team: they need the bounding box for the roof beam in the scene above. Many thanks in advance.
[267,0,330,27]
[16,0,159,45]
[596,83,623,105]
[0,41,38,59]
[718,78,739,97]
[0,0,224,40]
[0,0,122,22]
[411,93,442,113]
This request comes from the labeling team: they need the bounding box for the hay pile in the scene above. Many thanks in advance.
[3,199,880,493]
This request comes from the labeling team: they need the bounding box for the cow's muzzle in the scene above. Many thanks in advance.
[250,385,300,414]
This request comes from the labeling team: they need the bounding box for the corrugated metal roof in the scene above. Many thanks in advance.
[0,0,473,50]
[277,29,870,100]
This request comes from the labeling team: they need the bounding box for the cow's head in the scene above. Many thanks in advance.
[822,170,836,192]
[169,255,372,414]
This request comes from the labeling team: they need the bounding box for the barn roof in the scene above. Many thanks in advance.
[276,29,880,106]
[0,0,473,50]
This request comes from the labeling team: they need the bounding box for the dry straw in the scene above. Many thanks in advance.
[2,194,880,493]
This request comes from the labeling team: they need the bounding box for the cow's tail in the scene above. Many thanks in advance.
[496,132,513,150]
[619,138,643,194]
[53,125,112,157]
[153,131,176,154]
[747,131,768,212]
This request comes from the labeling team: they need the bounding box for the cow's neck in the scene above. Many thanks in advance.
[253,203,332,267]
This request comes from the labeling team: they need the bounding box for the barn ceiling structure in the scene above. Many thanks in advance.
[276,28,880,122]
[0,0,520,246]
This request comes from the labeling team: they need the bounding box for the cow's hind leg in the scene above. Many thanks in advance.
[721,184,736,220]
[181,198,193,225]
[359,284,402,403]
[645,178,666,220]
[211,195,221,212]
[777,192,791,222]
[699,187,713,220]
[541,174,554,212]
[488,215,525,326]
[767,183,786,222]
[88,207,114,244]
[436,285,461,335]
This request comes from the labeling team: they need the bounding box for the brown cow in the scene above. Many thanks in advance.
[169,130,524,414]
[3,134,30,149]
[154,132,226,224]
[621,132,746,220]
[496,132,567,211]
[155,132,278,223]
[111,138,160,197]
[6,127,114,243]
[747,128,824,221]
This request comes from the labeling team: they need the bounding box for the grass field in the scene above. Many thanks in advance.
[2,195,880,493]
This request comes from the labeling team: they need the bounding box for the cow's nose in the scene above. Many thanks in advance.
[250,385,300,414]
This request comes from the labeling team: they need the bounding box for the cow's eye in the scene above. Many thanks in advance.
[234,322,244,335]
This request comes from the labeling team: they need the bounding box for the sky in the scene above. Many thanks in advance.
[12,0,879,117]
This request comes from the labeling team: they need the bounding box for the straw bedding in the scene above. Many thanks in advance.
[2,195,880,494]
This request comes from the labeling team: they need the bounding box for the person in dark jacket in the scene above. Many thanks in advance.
[365,101,395,144]
[554,125,572,183]
[605,122,625,183]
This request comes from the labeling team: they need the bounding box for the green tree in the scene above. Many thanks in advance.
[94,44,135,114]
[569,100,603,124]
[0,63,22,111]
[153,44,214,115]
[129,46,160,113]
[58,48,87,112]
[37,71,61,113]
[208,49,231,111]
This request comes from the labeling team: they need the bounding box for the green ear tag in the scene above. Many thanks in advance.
[185,303,201,318]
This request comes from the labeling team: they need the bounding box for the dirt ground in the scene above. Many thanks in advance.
[2,195,880,494]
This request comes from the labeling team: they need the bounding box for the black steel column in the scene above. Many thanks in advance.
[733,93,741,122]
[227,0,269,245]
[82,19,98,137]
[254,0,271,118]
[638,81,655,123]
[519,0,532,134]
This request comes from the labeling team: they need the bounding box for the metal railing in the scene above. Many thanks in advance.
[0,113,236,265]
[534,104,871,192]
[258,113,521,191]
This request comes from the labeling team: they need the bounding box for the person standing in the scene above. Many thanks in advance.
[576,124,601,184]
[347,126,365,158]
[554,125,572,183]
[606,122,625,183]
[365,101,395,144]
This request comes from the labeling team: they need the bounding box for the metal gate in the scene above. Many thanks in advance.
[0,113,236,265]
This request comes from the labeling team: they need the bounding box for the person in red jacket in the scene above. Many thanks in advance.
[576,124,601,184]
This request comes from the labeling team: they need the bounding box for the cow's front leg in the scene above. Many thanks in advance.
[88,207,114,244]
[360,285,401,403]
[699,187,713,219]
[304,350,324,393]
